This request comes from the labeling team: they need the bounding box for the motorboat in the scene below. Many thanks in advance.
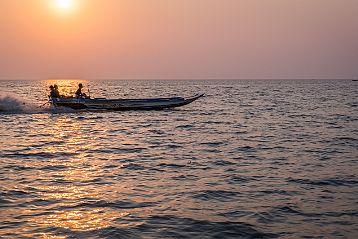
[49,93,204,110]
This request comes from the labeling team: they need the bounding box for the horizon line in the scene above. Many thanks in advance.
[0,78,357,81]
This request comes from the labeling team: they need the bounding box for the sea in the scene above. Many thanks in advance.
[0,79,357,239]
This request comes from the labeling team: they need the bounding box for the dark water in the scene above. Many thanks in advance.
[0,79,357,238]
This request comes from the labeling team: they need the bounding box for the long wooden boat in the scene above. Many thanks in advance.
[49,94,204,110]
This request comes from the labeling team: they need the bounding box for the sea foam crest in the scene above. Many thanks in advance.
[0,92,44,114]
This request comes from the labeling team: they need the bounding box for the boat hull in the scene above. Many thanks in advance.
[50,94,203,110]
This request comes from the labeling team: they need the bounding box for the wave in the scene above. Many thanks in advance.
[0,93,77,114]
[0,93,46,114]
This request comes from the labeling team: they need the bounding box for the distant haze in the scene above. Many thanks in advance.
[0,0,357,79]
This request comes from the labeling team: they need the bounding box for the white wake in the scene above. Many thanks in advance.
[0,93,48,114]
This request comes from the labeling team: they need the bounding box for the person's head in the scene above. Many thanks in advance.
[54,84,58,89]
[78,83,83,88]
[49,85,54,89]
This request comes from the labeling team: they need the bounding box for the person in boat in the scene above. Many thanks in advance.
[53,84,61,98]
[75,83,88,98]
[49,85,59,98]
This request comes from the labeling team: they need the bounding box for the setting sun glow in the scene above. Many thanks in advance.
[53,0,76,14]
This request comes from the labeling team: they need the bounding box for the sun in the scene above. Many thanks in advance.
[53,0,76,13]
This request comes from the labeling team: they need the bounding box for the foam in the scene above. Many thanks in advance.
[0,92,46,114]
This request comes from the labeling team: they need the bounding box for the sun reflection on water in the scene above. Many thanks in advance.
[27,110,131,235]
[42,234,66,239]
[40,209,128,231]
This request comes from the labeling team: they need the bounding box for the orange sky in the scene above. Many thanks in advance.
[0,0,357,79]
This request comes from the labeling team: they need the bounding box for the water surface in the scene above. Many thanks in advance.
[0,79,357,238]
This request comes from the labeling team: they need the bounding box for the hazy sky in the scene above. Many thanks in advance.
[0,0,357,79]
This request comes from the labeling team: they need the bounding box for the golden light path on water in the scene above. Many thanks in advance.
[22,110,135,237]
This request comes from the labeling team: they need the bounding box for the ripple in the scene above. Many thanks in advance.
[39,165,69,171]
[227,175,259,184]
[171,175,199,181]
[3,165,35,171]
[288,177,358,187]
[66,200,156,210]
[200,141,225,147]
[1,190,31,198]
[158,163,186,168]
[193,190,242,201]
[270,205,358,218]
[121,163,146,170]
[0,198,14,206]
[132,215,277,239]
[219,210,252,219]
[212,160,236,166]
[0,152,79,159]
